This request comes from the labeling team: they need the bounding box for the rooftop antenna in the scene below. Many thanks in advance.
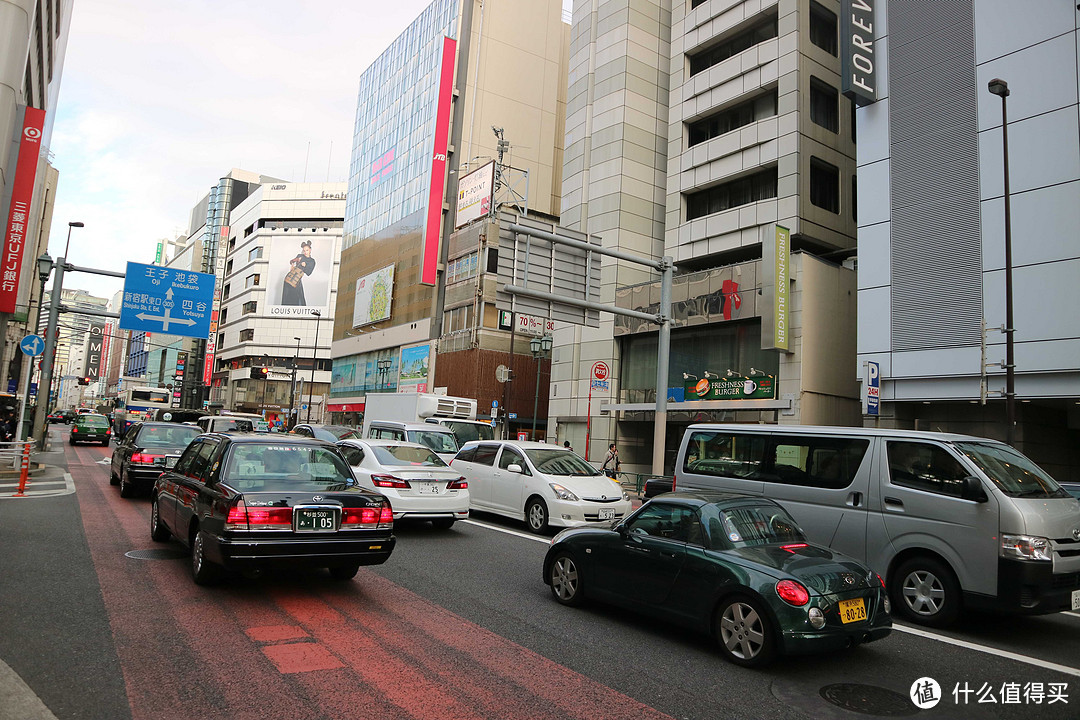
[326,141,333,182]
[303,141,311,182]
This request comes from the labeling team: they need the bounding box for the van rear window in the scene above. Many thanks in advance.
[683,432,869,490]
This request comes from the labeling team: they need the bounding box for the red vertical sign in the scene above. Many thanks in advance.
[421,36,457,286]
[1,107,46,313]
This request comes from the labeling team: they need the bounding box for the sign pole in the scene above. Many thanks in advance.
[32,258,66,447]
[651,258,673,476]
[16,352,32,441]
[585,380,593,462]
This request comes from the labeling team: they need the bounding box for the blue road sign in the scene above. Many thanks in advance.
[119,262,216,339]
[19,334,44,356]
[508,412,517,419]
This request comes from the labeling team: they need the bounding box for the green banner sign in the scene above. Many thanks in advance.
[155,241,164,264]
[683,375,776,400]
[774,224,789,351]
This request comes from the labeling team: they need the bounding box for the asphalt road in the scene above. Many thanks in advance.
[1,427,1078,719]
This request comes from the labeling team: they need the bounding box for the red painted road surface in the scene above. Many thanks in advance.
[68,442,673,720]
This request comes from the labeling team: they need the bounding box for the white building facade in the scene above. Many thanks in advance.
[856,0,1080,480]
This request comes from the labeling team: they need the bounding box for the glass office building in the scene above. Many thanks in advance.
[345,0,459,249]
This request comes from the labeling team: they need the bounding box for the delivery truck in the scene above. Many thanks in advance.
[363,392,495,444]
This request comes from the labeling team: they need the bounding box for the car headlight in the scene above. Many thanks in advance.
[1001,534,1052,561]
[549,483,579,501]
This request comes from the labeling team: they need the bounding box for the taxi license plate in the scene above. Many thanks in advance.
[598,508,615,520]
[416,483,442,495]
[838,598,867,624]
[295,508,338,532]
[1072,589,1080,611]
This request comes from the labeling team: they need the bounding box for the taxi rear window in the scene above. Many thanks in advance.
[79,416,109,427]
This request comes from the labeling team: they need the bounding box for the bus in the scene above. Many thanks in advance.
[114,386,172,437]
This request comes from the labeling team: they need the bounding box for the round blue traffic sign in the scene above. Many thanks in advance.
[19,334,44,357]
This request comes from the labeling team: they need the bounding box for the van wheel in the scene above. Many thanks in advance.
[526,498,548,534]
[891,557,960,627]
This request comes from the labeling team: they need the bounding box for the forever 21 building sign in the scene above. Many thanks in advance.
[841,0,877,106]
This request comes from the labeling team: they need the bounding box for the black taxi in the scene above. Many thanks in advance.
[150,433,395,584]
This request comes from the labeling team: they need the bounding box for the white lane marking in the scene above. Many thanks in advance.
[0,480,67,488]
[893,623,1080,678]
[1065,611,1080,619]
[461,518,550,545]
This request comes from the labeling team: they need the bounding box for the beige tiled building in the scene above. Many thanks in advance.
[551,0,861,474]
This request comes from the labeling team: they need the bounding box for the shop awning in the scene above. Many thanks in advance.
[328,403,365,413]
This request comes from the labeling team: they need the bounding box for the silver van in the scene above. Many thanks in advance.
[674,424,1080,627]
[365,420,460,463]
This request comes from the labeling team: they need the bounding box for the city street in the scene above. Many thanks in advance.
[1,426,1078,719]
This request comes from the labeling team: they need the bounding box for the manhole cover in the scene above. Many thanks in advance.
[125,549,187,560]
[819,684,916,717]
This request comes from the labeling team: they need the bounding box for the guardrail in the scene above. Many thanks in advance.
[0,441,34,496]
[615,471,673,496]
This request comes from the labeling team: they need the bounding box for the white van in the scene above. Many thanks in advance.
[674,424,1080,627]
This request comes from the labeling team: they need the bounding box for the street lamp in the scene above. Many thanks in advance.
[305,310,321,424]
[288,337,301,429]
[376,359,392,390]
[62,221,84,259]
[530,335,553,440]
[988,78,1016,446]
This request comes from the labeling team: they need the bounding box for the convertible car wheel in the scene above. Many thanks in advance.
[715,595,776,668]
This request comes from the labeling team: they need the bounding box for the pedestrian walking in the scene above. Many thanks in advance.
[602,442,620,479]
[563,440,573,452]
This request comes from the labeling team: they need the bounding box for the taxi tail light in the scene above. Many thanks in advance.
[225,498,291,531]
[780,543,809,553]
[671,474,676,491]
[371,474,411,489]
[447,476,468,490]
[877,574,886,589]
[341,504,395,528]
[131,452,164,464]
[776,579,810,607]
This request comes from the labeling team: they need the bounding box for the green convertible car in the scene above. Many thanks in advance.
[543,491,892,667]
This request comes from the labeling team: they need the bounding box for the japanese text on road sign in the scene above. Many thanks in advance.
[119,262,217,339]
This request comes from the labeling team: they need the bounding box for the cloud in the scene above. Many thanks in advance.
[45,0,436,299]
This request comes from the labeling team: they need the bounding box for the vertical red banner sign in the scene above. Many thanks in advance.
[1,107,47,313]
[421,36,457,286]
[203,310,218,385]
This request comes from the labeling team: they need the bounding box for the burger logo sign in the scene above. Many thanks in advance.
[684,372,776,401]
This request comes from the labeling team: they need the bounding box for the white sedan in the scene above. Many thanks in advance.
[451,440,633,533]
[337,439,470,529]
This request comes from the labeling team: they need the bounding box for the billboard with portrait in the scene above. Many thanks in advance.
[353,264,395,328]
[266,235,334,317]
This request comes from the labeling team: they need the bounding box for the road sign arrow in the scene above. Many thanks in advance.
[136,312,197,331]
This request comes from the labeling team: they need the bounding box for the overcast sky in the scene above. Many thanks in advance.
[45,0,448,300]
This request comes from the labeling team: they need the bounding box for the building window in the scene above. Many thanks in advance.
[242,301,257,315]
[248,246,263,262]
[852,176,858,222]
[688,91,778,147]
[228,237,236,251]
[225,259,233,274]
[809,1,838,56]
[220,308,228,324]
[688,16,778,77]
[686,167,778,220]
[240,329,254,342]
[810,77,839,133]
[810,157,840,213]
[245,273,260,288]
[244,223,255,238]
[223,284,230,300]
[690,0,708,8]
[447,252,479,284]
[443,305,473,333]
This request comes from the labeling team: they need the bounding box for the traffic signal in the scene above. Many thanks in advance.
[77,377,90,386]
[249,367,269,379]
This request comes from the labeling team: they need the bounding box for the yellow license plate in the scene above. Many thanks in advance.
[838,598,867,624]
